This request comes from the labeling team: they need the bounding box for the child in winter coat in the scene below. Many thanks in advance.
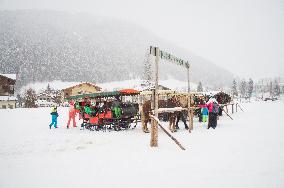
[67,100,77,129]
[201,106,209,122]
[49,106,59,129]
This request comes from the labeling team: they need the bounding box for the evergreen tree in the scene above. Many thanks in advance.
[46,83,52,94]
[51,90,62,105]
[16,93,23,107]
[273,80,281,96]
[142,50,153,89]
[247,78,254,98]
[231,79,238,97]
[24,88,37,108]
[239,80,247,98]
[197,81,203,92]
[269,81,273,97]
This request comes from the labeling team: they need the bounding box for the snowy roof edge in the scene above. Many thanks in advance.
[0,74,17,80]
[0,96,17,101]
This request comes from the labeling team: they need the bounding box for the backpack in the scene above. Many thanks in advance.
[212,102,219,114]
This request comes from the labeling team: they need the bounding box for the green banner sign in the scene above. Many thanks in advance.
[160,50,189,69]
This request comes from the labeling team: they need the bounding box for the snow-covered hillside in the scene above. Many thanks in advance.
[0,100,283,188]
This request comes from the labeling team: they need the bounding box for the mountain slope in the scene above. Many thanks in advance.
[0,10,234,90]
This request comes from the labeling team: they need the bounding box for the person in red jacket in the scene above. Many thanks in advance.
[67,100,77,129]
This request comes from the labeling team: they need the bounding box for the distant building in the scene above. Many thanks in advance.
[141,83,171,91]
[35,93,56,107]
[157,85,171,90]
[61,82,102,100]
[0,74,17,109]
[37,93,52,102]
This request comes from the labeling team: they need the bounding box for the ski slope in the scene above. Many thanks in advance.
[0,100,283,188]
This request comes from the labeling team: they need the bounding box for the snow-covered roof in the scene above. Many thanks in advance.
[62,82,102,91]
[0,96,17,101]
[98,79,143,91]
[0,74,17,80]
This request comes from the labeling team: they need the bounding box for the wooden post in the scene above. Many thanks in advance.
[236,103,238,112]
[190,108,194,131]
[187,66,193,132]
[232,104,234,114]
[150,47,159,147]
[237,103,244,112]
[221,107,234,120]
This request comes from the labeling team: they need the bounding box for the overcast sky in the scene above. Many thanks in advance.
[1,0,283,80]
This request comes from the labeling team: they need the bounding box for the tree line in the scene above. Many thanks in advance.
[231,77,282,99]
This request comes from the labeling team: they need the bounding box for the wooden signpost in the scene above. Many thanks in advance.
[149,46,190,148]
[150,47,159,147]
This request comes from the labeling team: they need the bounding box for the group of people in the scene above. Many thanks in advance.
[198,97,220,129]
[49,96,221,131]
[48,100,78,129]
[48,98,118,129]
[173,97,220,130]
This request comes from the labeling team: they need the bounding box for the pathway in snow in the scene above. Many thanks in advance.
[0,101,283,188]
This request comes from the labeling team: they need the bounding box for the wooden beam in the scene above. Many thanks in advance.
[150,115,186,150]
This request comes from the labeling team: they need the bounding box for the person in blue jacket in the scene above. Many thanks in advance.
[201,106,209,122]
[49,106,59,129]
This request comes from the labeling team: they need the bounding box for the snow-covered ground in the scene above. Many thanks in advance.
[0,100,284,188]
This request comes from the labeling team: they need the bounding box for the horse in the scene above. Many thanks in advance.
[141,95,189,133]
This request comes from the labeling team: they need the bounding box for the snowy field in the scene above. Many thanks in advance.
[0,100,284,188]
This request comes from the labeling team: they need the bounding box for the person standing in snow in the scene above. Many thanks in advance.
[67,100,77,129]
[49,106,59,129]
[210,100,219,129]
[198,97,204,122]
[201,106,209,123]
[199,98,219,129]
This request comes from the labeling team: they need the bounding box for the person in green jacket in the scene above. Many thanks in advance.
[84,105,91,115]
[114,106,122,118]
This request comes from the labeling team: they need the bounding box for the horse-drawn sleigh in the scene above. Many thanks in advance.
[68,89,140,131]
